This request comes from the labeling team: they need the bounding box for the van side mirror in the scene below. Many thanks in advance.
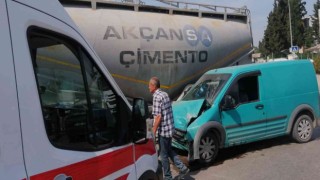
[221,95,236,110]
[132,98,149,144]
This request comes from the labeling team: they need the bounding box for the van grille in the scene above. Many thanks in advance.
[173,128,187,145]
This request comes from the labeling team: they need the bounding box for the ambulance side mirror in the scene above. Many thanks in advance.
[132,98,149,144]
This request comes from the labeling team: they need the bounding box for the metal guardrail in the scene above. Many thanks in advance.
[155,0,249,16]
[61,0,248,15]
[121,0,145,5]
[60,0,251,24]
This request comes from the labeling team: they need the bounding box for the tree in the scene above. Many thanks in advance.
[289,0,307,47]
[304,26,314,47]
[260,0,307,58]
[258,40,266,56]
[311,0,320,44]
[262,0,290,58]
[261,11,274,56]
[274,0,290,55]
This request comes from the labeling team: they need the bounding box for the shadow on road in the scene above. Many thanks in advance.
[177,127,320,179]
[173,174,195,180]
[312,126,320,140]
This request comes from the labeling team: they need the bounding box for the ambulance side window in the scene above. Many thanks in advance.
[28,27,131,151]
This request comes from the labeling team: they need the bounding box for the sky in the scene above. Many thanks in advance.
[147,0,318,47]
[194,0,318,47]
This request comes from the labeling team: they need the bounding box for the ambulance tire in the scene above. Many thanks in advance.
[139,170,159,180]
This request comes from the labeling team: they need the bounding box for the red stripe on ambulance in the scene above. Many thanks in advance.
[115,173,129,180]
[30,140,156,179]
[135,139,157,159]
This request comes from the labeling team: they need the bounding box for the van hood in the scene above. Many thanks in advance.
[172,99,204,130]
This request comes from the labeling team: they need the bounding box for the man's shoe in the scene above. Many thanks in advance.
[179,168,190,179]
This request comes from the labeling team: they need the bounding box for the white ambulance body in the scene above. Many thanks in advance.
[0,0,161,179]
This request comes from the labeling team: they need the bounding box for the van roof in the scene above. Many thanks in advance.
[13,0,77,31]
[207,59,313,75]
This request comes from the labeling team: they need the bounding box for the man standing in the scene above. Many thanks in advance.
[148,77,189,180]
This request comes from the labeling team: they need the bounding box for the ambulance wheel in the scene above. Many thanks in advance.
[292,114,313,143]
[139,170,159,180]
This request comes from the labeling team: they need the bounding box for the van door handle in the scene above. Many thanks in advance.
[255,104,264,110]
[54,174,73,180]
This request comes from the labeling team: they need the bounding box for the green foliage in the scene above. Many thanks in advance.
[311,0,320,44]
[304,27,314,47]
[259,0,309,56]
[289,0,307,46]
[313,55,320,74]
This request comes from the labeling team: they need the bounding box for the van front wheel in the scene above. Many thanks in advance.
[292,114,313,143]
[199,132,219,164]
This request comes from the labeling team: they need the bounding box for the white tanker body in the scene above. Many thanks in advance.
[60,0,253,102]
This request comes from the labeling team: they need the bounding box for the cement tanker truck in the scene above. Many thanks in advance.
[60,0,253,102]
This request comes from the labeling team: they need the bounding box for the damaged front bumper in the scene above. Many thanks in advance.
[172,128,189,151]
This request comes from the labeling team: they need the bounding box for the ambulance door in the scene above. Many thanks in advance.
[7,1,137,179]
[132,101,159,179]
[0,0,27,179]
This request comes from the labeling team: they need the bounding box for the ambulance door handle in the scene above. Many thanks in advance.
[54,174,73,180]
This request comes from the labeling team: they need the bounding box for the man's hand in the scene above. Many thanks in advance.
[153,115,161,135]
[152,127,157,135]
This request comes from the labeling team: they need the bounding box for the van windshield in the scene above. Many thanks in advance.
[181,73,231,103]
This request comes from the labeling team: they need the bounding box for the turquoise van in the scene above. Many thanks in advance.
[172,60,320,164]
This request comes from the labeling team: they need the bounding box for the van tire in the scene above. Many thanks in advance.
[292,114,313,143]
[198,131,219,164]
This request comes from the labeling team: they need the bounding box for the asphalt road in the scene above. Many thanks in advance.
[169,75,320,180]
[172,127,320,180]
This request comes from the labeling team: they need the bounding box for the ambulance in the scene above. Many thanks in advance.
[0,0,161,179]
